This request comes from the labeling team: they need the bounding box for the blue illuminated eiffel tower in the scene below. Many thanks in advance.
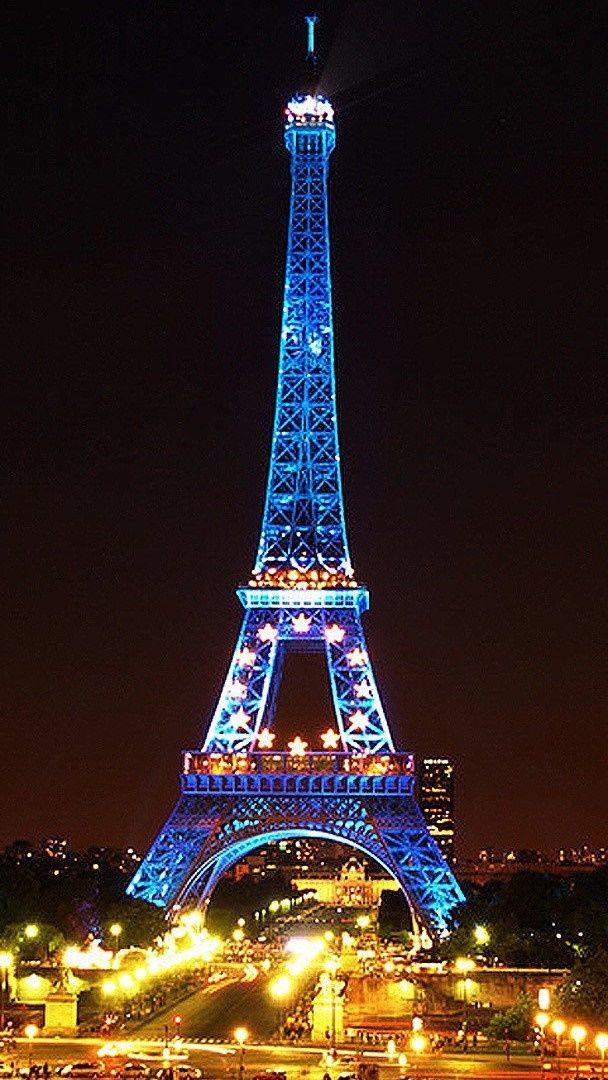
[129,20,464,935]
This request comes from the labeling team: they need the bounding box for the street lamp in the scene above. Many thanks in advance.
[595,1033,608,1080]
[24,925,39,941]
[473,925,490,947]
[571,1025,587,1078]
[234,1026,248,1080]
[0,952,12,1032]
[109,923,122,958]
[535,1012,550,1064]
[24,1022,38,1068]
[410,1032,427,1074]
[324,956,340,1055]
[552,1019,566,1074]
[269,975,292,1041]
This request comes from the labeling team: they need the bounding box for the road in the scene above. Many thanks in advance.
[130,972,285,1042]
[4,1035,602,1080]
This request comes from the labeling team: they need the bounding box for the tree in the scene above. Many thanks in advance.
[486,992,534,1041]
[556,949,608,1026]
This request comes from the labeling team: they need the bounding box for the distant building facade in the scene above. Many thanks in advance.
[418,758,455,865]
[292,857,398,906]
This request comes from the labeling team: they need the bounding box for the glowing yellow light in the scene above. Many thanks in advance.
[384,960,395,974]
[109,923,122,939]
[0,952,13,968]
[551,1019,566,1038]
[232,928,245,942]
[287,736,308,755]
[102,979,117,995]
[270,975,292,999]
[24,924,39,940]
[348,710,367,730]
[24,1024,38,1040]
[536,1012,549,1031]
[324,624,345,644]
[386,1038,397,1058]
[537,986,550,1010]
[346,648,367,667]
[231,707,250,730]
[474,925,490,946]
[398,1053,407,1069]
[234,1027,249,1045]
[118,973,134,991]
[412,1016,423,1032]
[410,1034,427,1055]
[324,956,339,974]
[24,974,43,989]
[571,1025,587,1048]
[320,727,341,750]
[257,623,278,643]
[454,957,475,973]
[237,647,256,667]
[356,915,370,929]
[354,681,371,698]
[324,930,335,942]
[268,900,280,913]
[256,727,275,748]
[596,1034,608,1054]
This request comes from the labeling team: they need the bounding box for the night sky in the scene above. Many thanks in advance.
[3,2,604,860]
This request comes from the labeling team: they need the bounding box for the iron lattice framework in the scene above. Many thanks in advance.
[129,65,464,935]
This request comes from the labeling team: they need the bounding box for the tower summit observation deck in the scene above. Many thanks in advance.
[129,18,464,936]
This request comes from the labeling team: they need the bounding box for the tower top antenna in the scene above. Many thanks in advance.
[305,14,318,59]
[304,14,318,93]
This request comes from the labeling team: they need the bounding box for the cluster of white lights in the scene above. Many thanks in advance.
[286,95,334,124]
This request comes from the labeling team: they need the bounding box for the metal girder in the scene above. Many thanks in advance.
[128,788,464,936]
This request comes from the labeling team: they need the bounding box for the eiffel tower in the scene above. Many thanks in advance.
[128,18,464,936]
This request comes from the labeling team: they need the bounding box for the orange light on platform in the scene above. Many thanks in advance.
[348,710,368,731]
[257,728,275,749]
[346,647,367,667]
[287,736,308,756]
[320,728,341,750]
[237,647,256,667]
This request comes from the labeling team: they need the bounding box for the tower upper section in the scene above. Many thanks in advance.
[251,89,356,594]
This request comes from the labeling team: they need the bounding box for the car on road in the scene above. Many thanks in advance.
[57,1066,104,1078]
[153,1070,201,1080]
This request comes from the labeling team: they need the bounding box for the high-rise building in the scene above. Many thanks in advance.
[419,759,455,865]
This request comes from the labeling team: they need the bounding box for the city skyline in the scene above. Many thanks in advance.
[3,4,603,859]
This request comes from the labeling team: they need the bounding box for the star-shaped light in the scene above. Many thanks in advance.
[257,727,275,749]
[237,646,256,668]
[287,736,309,756]
[346,647,367,667]
[229,679,247,699]
[320,727,341,750]
[324,624,345,644]
[348,710,368,731]
[292,613,312,634]
[257,623,278,643]
[354,681,372,699]
[230,707,250,730]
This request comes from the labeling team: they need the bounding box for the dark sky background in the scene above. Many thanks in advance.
[3,2,605,861]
